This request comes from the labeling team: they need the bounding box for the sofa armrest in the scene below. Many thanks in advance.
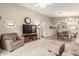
[17,36,24,40]
[2,39,14,51]
[13,38,24,50]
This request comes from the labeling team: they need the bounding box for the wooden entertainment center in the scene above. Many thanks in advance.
[22,23,37,43]
[22,33,37,43]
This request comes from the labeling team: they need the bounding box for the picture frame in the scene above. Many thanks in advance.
[5,20,16,28]
[49,26,53,29]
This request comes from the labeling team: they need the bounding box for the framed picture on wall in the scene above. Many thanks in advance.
[49,26,53,29]
[5,20,16,28]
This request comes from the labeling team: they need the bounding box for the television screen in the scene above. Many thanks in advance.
[23,24,37,34]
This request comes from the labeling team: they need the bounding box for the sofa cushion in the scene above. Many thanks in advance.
[2,33,17,42]
[13,40,22,46]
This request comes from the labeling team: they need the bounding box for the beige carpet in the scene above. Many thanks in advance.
[0,36,73,56]
[0,38,56,56]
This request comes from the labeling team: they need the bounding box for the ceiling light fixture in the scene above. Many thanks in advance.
[57,11,63,15]
[34,3,52,8]
[57,11,63,14]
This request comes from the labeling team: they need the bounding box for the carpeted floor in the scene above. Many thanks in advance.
[0,36,73,56]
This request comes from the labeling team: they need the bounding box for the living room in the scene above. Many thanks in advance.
[0,3,79,56]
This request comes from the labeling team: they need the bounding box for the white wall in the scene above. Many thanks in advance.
[0,3,53,37]
[51,17,66,24]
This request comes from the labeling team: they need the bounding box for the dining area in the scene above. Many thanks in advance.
[53,20,79,41]
[57,29,78,41]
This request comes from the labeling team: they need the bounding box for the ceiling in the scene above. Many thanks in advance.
[19,3,79,17]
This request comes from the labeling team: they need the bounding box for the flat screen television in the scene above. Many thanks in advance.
[23,24,37,34]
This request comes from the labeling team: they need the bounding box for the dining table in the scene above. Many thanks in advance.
[57,29,77,41]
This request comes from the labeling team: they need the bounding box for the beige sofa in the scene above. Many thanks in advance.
[1,33,24,52]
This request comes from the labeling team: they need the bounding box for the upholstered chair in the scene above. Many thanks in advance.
[62,33,79,56]
[1,33,24,52]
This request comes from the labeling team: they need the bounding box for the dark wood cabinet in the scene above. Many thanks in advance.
[22,33,37,43]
